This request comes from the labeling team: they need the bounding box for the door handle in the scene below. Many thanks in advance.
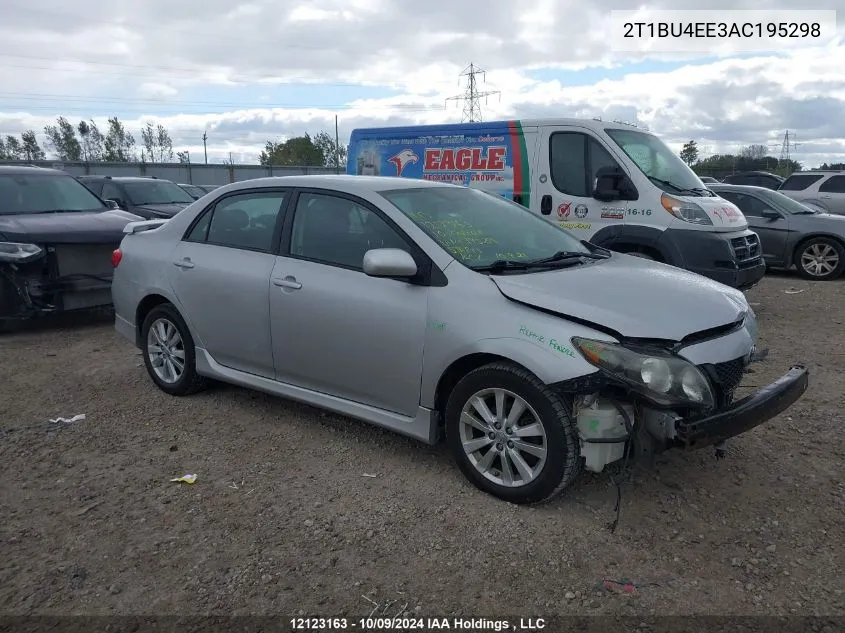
[272,277,302,290]
[540,194,552,215]
[820,195,832,199]
[173,258,194,269]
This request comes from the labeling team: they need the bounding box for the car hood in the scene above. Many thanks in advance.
[133,203,189,217]
[490,254,749,341]
[686,194,749,231]
[0,209,143,244]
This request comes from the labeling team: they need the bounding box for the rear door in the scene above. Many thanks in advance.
[535,126,630,240]
[818,175,845,214]
[778,174,826,208]
[167,188,290,378]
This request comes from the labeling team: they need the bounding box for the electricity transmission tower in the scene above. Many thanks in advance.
[446,63,500,122]
[779,130,799,163]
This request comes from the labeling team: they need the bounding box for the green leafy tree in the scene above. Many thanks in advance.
[312,131,347,168]
[20,131,46,160]
[103,117,136,162]
[259,133,325,166]
[43,116,82,161]
[679,140,699,166]
[78,120,105,162]
[4,136,23,159]
[141,121,175,162]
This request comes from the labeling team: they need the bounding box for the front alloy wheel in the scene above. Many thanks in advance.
[795,238,845,281]
[458,388,547,488]
[445,362,582,504]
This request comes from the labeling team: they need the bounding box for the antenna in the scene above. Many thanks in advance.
[445,63,501,122]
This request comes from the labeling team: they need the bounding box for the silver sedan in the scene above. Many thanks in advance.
[111,176,808,504]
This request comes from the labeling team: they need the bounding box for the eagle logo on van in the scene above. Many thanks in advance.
[388,149,419,176]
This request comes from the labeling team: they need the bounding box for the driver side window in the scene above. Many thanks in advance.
[550,132,623,197]
[101,183,123,202]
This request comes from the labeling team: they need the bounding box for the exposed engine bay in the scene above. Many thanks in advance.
[0,243,118,323]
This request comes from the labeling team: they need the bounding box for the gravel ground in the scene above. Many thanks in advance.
[1,273,843,619]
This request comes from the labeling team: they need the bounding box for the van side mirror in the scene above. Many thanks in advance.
[363,248,418,279]
[593,166,637,202]
[761,208,781,220]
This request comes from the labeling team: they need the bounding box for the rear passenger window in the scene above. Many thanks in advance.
[819,175,845,193]
[779,174,824,191]
[189,191,287,251]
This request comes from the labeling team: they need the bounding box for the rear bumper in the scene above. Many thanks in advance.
[676,365,809,448]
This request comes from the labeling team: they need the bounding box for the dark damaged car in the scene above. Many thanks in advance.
[76,175,194,220]
[0,166,143,330]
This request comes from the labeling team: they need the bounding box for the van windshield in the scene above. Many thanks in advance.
[380,186,592,271]
[604,128,712,197]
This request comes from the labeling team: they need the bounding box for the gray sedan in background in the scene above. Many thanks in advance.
[710,184,845,281]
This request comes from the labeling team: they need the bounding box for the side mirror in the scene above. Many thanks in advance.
[362,248,418,278]
[761,209,781,220]
[593,166,637,202]
[104,199,120,210]
[107,197,124,209]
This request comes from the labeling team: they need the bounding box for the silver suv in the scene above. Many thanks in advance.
[778,171,845,215]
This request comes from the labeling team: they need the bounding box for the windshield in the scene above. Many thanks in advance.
[123,181,194,205]
[0,173,107,215]
[759,188,820,214]
[379,186,589,269]
[604,128,710,195]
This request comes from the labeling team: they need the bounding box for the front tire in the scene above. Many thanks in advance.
[444,362,582,504]
[794,237,845,281]
[141,303,207,396]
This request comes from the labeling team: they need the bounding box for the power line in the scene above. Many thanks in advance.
[445,63,500,123]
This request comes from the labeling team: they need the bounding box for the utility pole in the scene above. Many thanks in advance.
[335,115,340,173]
[446,63,500,122]
[202,130,208,164]
[779,130,800,175]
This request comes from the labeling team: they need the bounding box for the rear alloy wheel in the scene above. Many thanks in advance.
[141,303,207,396]
[794,237,845,281]
[445,363,582,504]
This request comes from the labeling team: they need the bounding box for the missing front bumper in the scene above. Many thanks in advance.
[676,365,809,449]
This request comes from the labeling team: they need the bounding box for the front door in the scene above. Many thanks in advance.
[269,190,428,417]
[167,189,290,378]
[534,126,631,240]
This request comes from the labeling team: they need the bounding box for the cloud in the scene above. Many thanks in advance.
[1,0,845,167]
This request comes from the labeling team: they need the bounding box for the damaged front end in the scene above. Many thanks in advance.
[551,330,809,473]
[0,241,118,327]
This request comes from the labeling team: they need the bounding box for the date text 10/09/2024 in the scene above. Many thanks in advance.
[291,617,547,631]
[622,21,821,39]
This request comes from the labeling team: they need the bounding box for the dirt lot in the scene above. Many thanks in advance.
[1,273,843,619]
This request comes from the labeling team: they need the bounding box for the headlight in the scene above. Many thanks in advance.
[571,337,715,408]
[661,193,713,225]
[0,242,43,263]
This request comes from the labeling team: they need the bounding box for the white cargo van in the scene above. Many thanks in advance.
[347,119,766,289]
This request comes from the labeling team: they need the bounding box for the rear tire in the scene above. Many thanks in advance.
[444,362,582,504]
[140,303,207,396]
[794,237,845,281]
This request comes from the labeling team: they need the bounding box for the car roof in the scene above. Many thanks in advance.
[77,175,162,182]
[726,171,783,178]
[709,183,775,194]
[0,165,68,176]
[221,174,461,194]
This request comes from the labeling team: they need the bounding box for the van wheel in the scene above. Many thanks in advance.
[444,363,582,504]
[141,303,207,396]
[794,237,845,281]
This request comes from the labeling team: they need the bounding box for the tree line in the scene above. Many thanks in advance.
[0,115,347,168]
[677,139,841,176]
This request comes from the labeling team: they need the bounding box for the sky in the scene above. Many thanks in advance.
[1,0,844,167]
